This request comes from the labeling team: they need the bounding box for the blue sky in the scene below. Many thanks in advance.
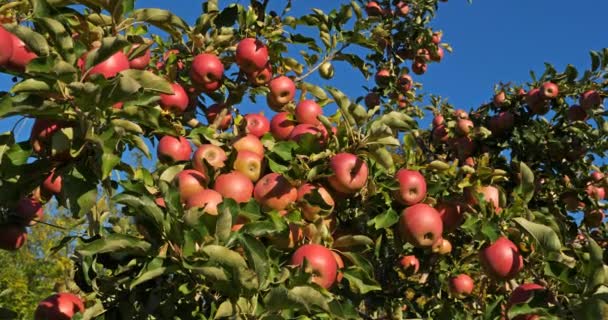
[1,0,607,141]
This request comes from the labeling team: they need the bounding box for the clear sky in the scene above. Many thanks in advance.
[1,0,608,140]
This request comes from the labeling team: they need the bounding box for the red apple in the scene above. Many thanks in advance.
[449,136,475,160]
[394,169,427,205]
[566,105,587,122]
[540,82,559,99]
[34,292,85,320]
[365,1,384,17]
[7,33,37,71]
[454,109,469,119]
[455,119,473,135]
[82,50,129,79]
[375,69,391,87]
[583,209,605,228]
[580,90,602,110]
[289,124,328,151]
[488,111,515,136]
[328,153,369,194]
[398,203,443,248]
[192,144,227,173]
[399,255,420,274]
[479,236,523,280]
[295,100,323,125]
[185,189,223,216]
[590,171,604,183]
[430,46,444,62]
[205,103,232,130]
[0,224,27,251]
[244,113,270,138]
[411,61,427,75]
[254,173,297,211]
[395,1,410,16]
[30,119,70,157]
[365,92,381,108]
[157,136,192,163]
[16,197,43,225]
[175,169,207,202]
[128,44,151,69]
[213,171,254,203]
[233,150,264,182]
[268,76,296,106]
[507,283,547,320]
[160,83,189,113]
[465,185,501,213]
[449,274,474,298]
[235,38,269,73]
[432,114,445,127]
[233,134,265,157]
[297,183,335,221]
[332,251,344,283]
[0,26,14,65]
[494,91,506,107]
[270,112,297,140]
[436,200,464,233]
[586,184,605,201]
[432,32,442,44]
[190,53,224,91]
[42,170,62,197]
[526,88,549,115]
[290,244,338,289]
[247,63,272,86]
[397,74,413,93]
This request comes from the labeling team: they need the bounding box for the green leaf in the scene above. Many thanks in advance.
[131,8,190,35]
[3,24,49,56]
[368,208,399,229]
[264,286,330,313]
[513,217,562,252]
[215,200,236,244]
[101,152,120,180]
[11,79,51,93]
[119,69,173,94]
[343,267,381,294]
[239,234,270,290]
[333,235,374,249]
[513,162,535,203]
[327,87,356,127]
[36,17,76,63]
[590,50,601,71]
[114,194,167,235]
[130,264,176,290]
[215,300,237,318]
[201,245,248,270]
[77,234,151,256]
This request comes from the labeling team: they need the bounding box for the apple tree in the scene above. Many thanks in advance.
[0,0,606,319]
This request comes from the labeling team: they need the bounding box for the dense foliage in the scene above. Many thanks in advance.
[0,0,606,319]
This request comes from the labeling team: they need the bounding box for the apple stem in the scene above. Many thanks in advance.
[295,43,350,82]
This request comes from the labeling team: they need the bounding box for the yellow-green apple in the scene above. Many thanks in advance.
[394,169,427,205]
[0,224,27,251]
[34,292,85,320]
[244,113,270,137]
[157,136,192,163]
[270,112,296,140]
[233,134,265,157]
[290,244,338,289]
[479,236,523,280]
[449,274,474,298]
[235,38,269,73]
[233,150,264,182]
[160,83,189,113]
[328,153,369,194]
[213,171,254,203]
[175,169,207,202]
[192,144,227,173]
[398,203,443,248]
[295,100,323,125]
[254,173,297,211]
[297,183,335,221]
[184,189,223,216]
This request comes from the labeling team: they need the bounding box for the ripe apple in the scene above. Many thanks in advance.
[494,91,506,107]
[411,61,427,75]
[157,136,192,163]
[295,100,323,125]
[235,38,269,73]
[399,255,420,275]
[449,274,474,298]
[247,63,272,86]
[205,103,232,130]
[6,33,37,71]
[34,292,85,320]
[185,189,223,216]
[192,144,227,173]
[395,1,410,16]
[479,236,523,280]
[190,53,224,91]
[449,136,475,160]
[455,118,473,135]
[254,173,298,211]
[328,153,369,194]
[488,111,515,136]
[268,76,296,106]
[233,150,264,182]
[365,1,384,16]
[432,237,452,254]
[430,46,444,62]
[175,169,207,202]
[332,251,344,283]
[396,74,413,93]
[0,26,14,65]
[432,115,445,128]
[454,109,469,119]
[398,203,443,248]
[30,119,69,156]
[16,197,43,225]
[213,171,254,203]
[507,283,547,320]
[436,201,464,233]
[394,169,427,205]
[526,88,549,115]
[432,32,442,44]
[567,105,588,122]
[583,209,605,228]
[297,183,335,221]
[365,92,381,108]
[0,224,27,251]
[233,134,265,157]
[289,124,328,151]
[290,244,338,289]
[160,83,189,113]
[244,113,270,137]
[586,184,605,201]
[465,185,501,213]
[590,171,604,183]
[375,69,391,87]
[81,50,129,79]
[540,82,559,99]
[128,44,151,69]
[270,112,297,140]
[42,170,62,197]
[580,90,602,110]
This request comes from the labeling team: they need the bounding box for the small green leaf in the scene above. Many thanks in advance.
[343,267,381,294]
[77,234,151,256]
[368,208,399,229]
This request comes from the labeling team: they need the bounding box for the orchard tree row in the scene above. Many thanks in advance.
[0,0,606,319]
